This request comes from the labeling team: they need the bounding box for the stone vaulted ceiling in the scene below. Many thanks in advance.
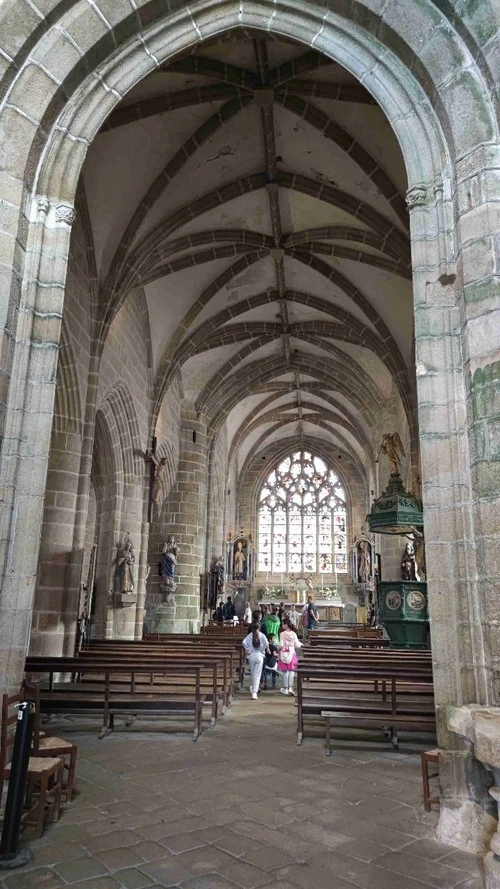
[82,30,415,476]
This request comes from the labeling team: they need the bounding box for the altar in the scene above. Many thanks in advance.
[315,599,345,622]
[259,595,345,622]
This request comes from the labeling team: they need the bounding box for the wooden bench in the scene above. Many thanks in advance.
[88,641,237,701]
[81,646,231,714]
[322,709,436,754]
[297,663,434,747]
[25,659,206,740]
[95,636,244,690]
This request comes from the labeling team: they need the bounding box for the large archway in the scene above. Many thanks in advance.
[0,0,499,858]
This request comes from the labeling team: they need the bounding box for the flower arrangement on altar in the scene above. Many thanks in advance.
[322,586,339,600]
[257,585,285,600]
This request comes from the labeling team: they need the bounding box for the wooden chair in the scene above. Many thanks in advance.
[421,748,439,811]
[24,681,78,802]
[1,692,64,837]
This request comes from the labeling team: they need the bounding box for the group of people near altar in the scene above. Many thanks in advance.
[242,597,319,700]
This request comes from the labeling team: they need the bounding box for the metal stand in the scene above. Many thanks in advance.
[0,702,34,869]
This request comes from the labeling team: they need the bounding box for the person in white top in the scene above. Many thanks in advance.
[243,601,252,625]
[277,616,303,696]
[289,606,301,628]
[242,622,269,699]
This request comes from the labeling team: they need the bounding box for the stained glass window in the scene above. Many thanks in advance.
[258,451,348,574]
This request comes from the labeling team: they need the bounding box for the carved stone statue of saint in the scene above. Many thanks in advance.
[401,541,419,582]
[152,456,168,509]
[376,432,405,475]
[214,555,224,595]
[357,540,371,584]
[118,534,135,593]
[161,536,178,603]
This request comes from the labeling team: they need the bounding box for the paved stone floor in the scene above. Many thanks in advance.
[0,689,484,889]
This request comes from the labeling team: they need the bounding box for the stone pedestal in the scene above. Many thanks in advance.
[447,705,500,886]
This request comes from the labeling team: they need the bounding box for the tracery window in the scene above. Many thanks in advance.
[258,451,348,574]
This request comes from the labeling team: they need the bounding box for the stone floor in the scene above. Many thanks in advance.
[0,688,484,889]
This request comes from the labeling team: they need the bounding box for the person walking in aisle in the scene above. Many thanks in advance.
[242,621,269,699]
[277,616,302,696]
[262,604,281,639]
[243,601,252,625]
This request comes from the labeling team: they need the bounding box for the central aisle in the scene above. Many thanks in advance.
[0,692,481,889]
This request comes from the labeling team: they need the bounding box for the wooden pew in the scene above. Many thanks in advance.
[87,637,240,698]
[296,662,434,748]
[140,633,246,687]
[25,658,206,740]
[83,645,231,714]
[322,708,436,755]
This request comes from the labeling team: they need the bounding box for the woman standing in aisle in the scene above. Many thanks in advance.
[277,617,302,696]
[242,621,269,699]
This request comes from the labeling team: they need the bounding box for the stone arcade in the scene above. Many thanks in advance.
[0,0,499,880]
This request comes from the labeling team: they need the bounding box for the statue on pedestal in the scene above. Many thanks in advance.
[118,533,135,593]
[376,432,405,475]
[160,535,178,604]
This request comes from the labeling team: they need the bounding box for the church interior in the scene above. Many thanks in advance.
[0,2,499,887]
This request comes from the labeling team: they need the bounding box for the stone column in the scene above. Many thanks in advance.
[164,407,208,633]
[29,426,84,657]
[410,169,500,852]
[0,200,72,692]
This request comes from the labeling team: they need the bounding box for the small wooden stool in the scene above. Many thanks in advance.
[421,748,439,811]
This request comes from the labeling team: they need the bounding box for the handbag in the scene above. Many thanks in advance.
[280,645,293,665]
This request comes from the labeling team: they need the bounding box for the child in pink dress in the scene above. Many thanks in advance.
[277,617,302,696]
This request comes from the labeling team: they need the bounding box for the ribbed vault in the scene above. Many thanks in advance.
[83,29,418,490]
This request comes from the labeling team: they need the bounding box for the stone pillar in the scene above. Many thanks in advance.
[410,169,500,852]
[29,427,84,657]
[0,199,72,693]
[165,407,208,633]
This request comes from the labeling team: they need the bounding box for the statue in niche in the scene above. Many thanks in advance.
[118,533,135,593]
[357,539,372,584]
[376,432,405,475]
[233,539,247,580]
[160,536,178,604]
[401,541,419,582]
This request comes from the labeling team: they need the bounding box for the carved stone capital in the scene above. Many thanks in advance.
[406,185,427,208]
[55,204,76,226]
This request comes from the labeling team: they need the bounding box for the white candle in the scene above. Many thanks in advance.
[280,574,283,588]
[321,573,324,590]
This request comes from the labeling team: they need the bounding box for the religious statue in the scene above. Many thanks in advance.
[118,534,135,593]
[305,577,314,593]
[357,539,372,584]
[152,456,168,510]
[161,535,177,603]
[408,527,426,580]
[233,539,247,580]
[401,541,419,582]
[214,556,225,595]
[376,432,405,475]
